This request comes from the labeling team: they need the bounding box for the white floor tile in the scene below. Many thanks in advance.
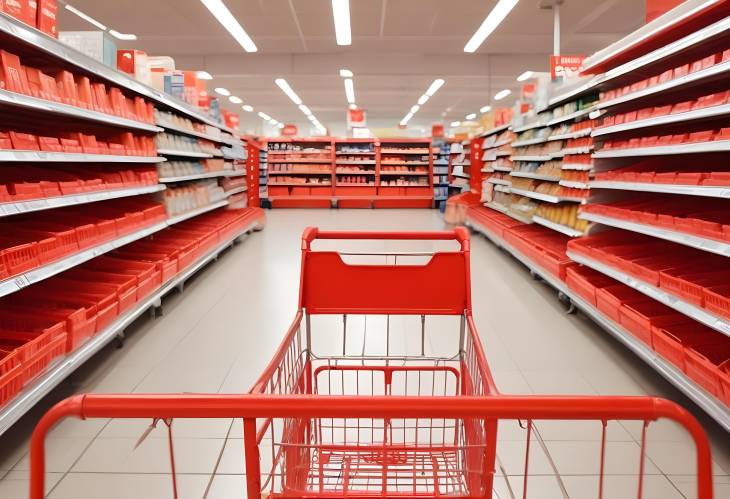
[48,473,209,499]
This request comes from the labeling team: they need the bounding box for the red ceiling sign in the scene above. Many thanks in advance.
[432,123,444,138]
[282,124,298,136]
[347,108,367,128]
[550,55,586,81]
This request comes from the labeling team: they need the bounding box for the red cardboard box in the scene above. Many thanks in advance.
[0,50,30,94]
[37,0,57,38]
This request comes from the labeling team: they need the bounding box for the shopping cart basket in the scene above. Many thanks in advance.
[28,228,715,499]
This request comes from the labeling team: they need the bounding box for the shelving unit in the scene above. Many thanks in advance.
[156,149,214,159]
[266,138,335,208]
[0,151,164,163]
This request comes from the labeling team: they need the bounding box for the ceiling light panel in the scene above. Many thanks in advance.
[214,87,230,96]
[242,105,254,112]
[339,69,353,78]
[425,79,445,97]
[480,105,492,113]
[196,71,213,80]
[417,95,429,105]
[464,0,519,53]
[344,78,356,104]
[331,0,352,46]
[494,89,512,100]
[275,78,302,105]
[200,0,258,52]
[229,96,243,104]
[465,113,477,120]
[516,70,533,81]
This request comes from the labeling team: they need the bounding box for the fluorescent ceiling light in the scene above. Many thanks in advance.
[242,105,254,112]
[480,105,492,113]
[425,79,445,97]
[269,119,278,125]
[344,78,356,104]
[349,103,357,110]
[410,105,420,114]
[274,78,302,105]
[516,70,533,82]
[214,87,230,96]
[196,71,213,80]
[298,104,312,115]
[494,89,511,100]
[331,0,352,46]
[229,96,243,104]
[339,69,353,78]
[417,94,429,105]
[65,5,107,30]
[450,121,461,127]
[307,115,316,121]
[109,30,137,41]
[465,113,477,120]
[464,0,519,53]
[200,0,257,52]
[258,112,271,120]
[278,123,285,129]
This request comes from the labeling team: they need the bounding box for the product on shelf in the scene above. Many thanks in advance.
[157,159,237,179]
[0,129,156,156]
[163,180,226,216]
[156,133,220,155]
[600,127,730,151]
[154,109,228,141]
[535,203,589,233]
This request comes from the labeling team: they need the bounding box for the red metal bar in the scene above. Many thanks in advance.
[301,227,470,248]
[30,394,714,499]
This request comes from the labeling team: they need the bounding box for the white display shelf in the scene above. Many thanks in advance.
[599,59,730,110]
[512,137,550,148]
[482,138,512,150]
[512,122,548,133]
[484,202,533,224]
[159,170,246,183]
[593,139,730,158]
[453,172,471,179]
[0,200,230,298]
[381,161,430,166]
[494,185,510,194]
[510,171,560,181]
[157,122,239,145]
[562,162,594,171]
[224,187,248,197]
[478,123,511,137]
[511,155,553,162]
[589,180,730,198]
[335,160,376,165]
[157,148,214,159]
[487,178,511,186]
[546,107,597,127]
[568,251,730,338]
[533,215,585,237]
[0,12,236,134]
[510,188,585,203]
[555,146,594,157]
[466,213,730,431]
[0,151,165,163]
[0,185,165,217]
[0,89,162,132]
[491,165,513,173]
[0,216,262,436]
[594,104,730,137]
[580,211,730,257]
[545,77,603,109]
[548,129,593,141]
[335,170,376,175]
[452,162,472,167]
[559,180,591,189]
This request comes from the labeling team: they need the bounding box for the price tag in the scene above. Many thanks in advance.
[14,274,31,290]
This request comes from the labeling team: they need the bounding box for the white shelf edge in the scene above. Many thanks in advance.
[483,138,513,149]
[166,200,229,225]
[512,122,549,133]
[157,149,215,159]
[589,180,730,198]
[335,160,376,165]
[511,155,553,162]
[224,187,248,197]
[157,122,238,145]
[546,107,597,127]
[159,170,245,183]
[568,251,730,338]
[580,212,730,257]
[533,215,585,237]
[466,214,730,431]
[0,185,165,217]
[593,104,730,137]
[512,137,550,148]
[562,163,594,171]
[492,166,513,173]
[593,139,730,158]
[545,77,603,109]
[0,151,165,163]
[0,217,262,436]
[548,129,593,141]
[510,187,584,204]
[0,89,162,132]
[559,180,591,189]
[486,179,512,186]
[510,171,561,181]
[478,123,511,137]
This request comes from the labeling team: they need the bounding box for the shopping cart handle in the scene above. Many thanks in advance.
[301,227,470,250]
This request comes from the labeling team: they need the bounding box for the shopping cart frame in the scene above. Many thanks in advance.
[28,228,715,499]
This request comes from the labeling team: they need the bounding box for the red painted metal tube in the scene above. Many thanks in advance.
[30,393,714,499]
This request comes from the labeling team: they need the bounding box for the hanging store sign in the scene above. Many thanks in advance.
[347,108,367,128]
[550,55,586,81]
[282,124,298,136]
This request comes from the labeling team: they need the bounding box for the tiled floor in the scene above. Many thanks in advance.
[0,209,728,498]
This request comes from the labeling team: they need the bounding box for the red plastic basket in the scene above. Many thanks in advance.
[685,341,730,397]
[0,349,23,407]
[651,322,718,371]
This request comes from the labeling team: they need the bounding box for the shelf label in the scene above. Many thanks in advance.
[13,275,31,289]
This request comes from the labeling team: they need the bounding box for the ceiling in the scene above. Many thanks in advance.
[58,0,646,135]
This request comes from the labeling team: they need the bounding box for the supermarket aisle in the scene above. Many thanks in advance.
[0,209,728,499]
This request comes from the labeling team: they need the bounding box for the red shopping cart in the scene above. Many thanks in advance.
[29,228,714,499]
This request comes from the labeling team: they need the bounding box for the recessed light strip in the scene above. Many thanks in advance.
[398,79,444,127]
[200,0,258,52]
[331,0,352,46]
[464,0,519,53]
[64,3,138,40]
[274,78,327,135]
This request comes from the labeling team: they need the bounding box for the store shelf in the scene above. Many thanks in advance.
[487,178,511,186]
[335,160,376,164]
[593,103,730,136]
[478,123,511,137]
[512,137,550,147]
[568,250,730,338]
[545,77,603,110]
[548,129,593,141]
[511,155,553,162]
[224,187,248,197]
[0,151,165,163]
[380,171,429,176]
[380,149,430,155]
[335,151,375,155]
[268,169,332,175]
[0,185,166,217]
[467,212,730,431]
[166,200,230,225]
[482,138,513,149]
[159,170,246,183]
[589,180,730,198]
[268,158,332,164]
[484,202,533,224]
[157,149,214,159]
[510,188,585,203]
[511,171,560,181]
[599,59,730,110]
[580,211,730,257]
[512,122,548,133]
[269,182,332,187]
[157,122,238,145]
[491,165,513,173]
[453,172,470,179]
[559,180,591,189]
[533,215,585,237]
[546,107,598,127]
[494,185,510,194]
[0,12,235,133]
[0,89,162,132]
[335,170,375,175]
[562,162,594,171]
[0,215,262,436]
[381,162,430,166]
[555,146,594,157]
[593,139,730,158]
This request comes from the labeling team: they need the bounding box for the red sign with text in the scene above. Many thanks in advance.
[347,108,366,128]
[432,123,444,138]
[282,124,298,136]
[550,55,586,80]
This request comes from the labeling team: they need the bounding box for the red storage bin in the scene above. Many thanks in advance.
[685,341,730,397]
[702,285,730,319]
[651,322,719,370]
[0,315,67,383]
[618,301,686,346]
[596,285,651,323]
[720,361,730,406]
[566,266,617,307]
[0,350,23,407]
